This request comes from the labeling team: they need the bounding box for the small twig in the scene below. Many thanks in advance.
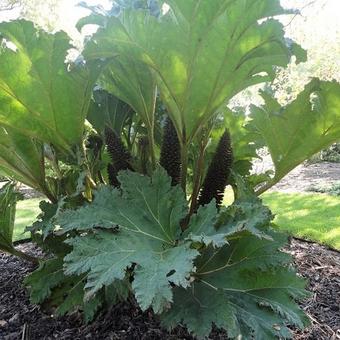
[22,323,31,340]
[314,265,331,270]
[284,0,319,28]
[307,312,336,338]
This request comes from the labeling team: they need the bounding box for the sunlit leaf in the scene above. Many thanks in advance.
[84,0,305,143]
[0,20,101,153]
[249,79,340,193]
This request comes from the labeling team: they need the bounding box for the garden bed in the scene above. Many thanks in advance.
[0,239,339,340]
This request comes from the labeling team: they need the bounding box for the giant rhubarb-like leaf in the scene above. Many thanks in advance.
[59,169,308,337]
[162,232,309,339]
[79,10,157,137]
[60,168,198,313]
[249,79,340,194]
[0,20,100,153]
[98,58,157,137]
[83,0,306,143]
[24,257,102,322]
[0,126,46,192]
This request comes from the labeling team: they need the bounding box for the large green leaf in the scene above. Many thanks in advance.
[162,232,308,339]
[0,20,100,153]
[98,58,157,135]
[60,168,198,313]
[248,79,340,194]
[57,168,308,337]
[216,196,274,240]
[87,89,134,136]
[182,201,227,248]
[65,232,197,313]
[83,0,305,143]
[58,169,187,241]
[81,14,157,153]
[24,258,65,304]
[24,257,102,321]
[0,126,46,192]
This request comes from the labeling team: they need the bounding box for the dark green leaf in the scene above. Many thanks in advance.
[24,258,65,304]
[61,168,198,313]
[162,232,308,339]
[183,201,227,248]
[216,196,274,239]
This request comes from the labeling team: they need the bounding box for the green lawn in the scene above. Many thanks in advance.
[13,192,340,250]
[14,198,41,241]
[262,192,340,250]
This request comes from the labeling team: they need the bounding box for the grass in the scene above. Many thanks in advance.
[14,198,41,241]
[262,192,340,250]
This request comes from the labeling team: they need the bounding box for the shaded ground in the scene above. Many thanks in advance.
[272,162,340,193]
[0,240,339,340]
[287,239,340,340]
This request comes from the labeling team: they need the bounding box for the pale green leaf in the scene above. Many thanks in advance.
[98,58,157,134]
[0,127,46,191]
[249,79,340,193]
[84,0,305,143]
[0,182,21,252]
[82,13,157,142]
[0,20,101,152]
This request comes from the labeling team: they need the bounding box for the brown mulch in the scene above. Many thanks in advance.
[0,239,339,340]
[287,238,340,340]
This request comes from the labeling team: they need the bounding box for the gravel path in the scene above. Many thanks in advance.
[272,162,340,193]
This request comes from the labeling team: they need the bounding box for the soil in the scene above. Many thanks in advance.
[0,240,339,340]
[287,239,340,340]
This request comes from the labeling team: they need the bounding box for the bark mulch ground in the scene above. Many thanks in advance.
[0,239,339,340]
